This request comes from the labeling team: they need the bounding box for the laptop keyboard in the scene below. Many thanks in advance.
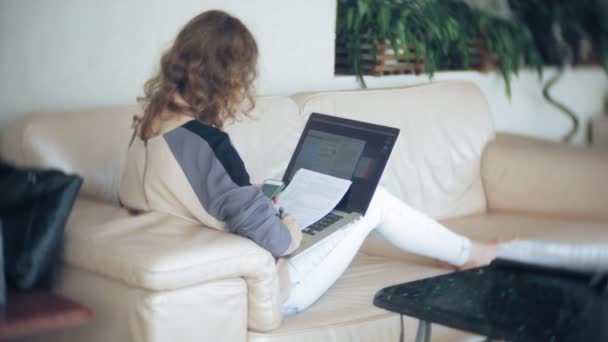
[302,213,343,236]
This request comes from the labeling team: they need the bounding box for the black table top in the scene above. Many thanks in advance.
[373,261,608,342]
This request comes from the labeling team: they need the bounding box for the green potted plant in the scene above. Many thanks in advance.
[336,0,439,85]
[335,0,542,96]
[447,1,543,96]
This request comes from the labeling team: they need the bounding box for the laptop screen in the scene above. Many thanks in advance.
[282,113,399,215]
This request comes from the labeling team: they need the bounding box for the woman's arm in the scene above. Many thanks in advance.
[163,122,301,257]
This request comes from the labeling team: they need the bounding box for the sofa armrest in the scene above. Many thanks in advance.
[63,197,283,331]
[481,133,608,220]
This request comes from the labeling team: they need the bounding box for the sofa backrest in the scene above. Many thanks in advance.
[224,96,304,183]
[291,81,495,219]
[0,97,304,203]
[1,81,494,219]
[0,106,137,203]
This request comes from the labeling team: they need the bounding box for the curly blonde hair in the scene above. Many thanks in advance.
[138,10,258,140]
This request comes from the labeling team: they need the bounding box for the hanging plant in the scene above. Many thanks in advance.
[336,0,462,86]
[335,0,542,97]
[509,0,608,71]
[509,0,608,141]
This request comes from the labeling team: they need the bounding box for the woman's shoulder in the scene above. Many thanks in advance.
[161,120,230,155]
[178,120,228,142]
[159,118,250,186]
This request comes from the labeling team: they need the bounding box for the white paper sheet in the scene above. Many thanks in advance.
[276,168,352,230]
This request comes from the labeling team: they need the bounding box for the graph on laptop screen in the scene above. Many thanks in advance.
[292,130,368,180]
[290,128,384,182]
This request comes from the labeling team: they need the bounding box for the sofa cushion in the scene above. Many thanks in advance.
[225,96,305,183]
[362,213,608,264]
[256,213,606,342]
[52,267,249,342]
[483,133,608,221]
[0,106,137,203]
[63,197,285,330]
[0,97,302,203]
[291,81,495,220]
[248,253,477,342]
[445,213,608,244]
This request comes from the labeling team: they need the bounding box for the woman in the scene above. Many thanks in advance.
[119,10,498,315]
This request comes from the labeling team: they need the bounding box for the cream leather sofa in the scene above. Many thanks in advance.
[2,81,607,342]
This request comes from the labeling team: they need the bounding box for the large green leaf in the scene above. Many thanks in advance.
[346,7,355,31]
[378,5,391,36]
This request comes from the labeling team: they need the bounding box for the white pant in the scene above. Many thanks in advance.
[282,186,471,315]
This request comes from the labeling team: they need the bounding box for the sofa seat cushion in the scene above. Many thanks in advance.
[362,213,608,266]
[249,254,477,342]
[266,213,607,342]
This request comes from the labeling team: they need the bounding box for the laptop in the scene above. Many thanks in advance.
[281,113,399,256]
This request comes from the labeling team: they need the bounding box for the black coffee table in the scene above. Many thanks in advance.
[374,261,608,342]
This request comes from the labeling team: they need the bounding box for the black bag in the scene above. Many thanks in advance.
[0,217,5,304]
[0,161,82,290]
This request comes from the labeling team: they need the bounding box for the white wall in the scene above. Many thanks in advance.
[1,0,607,144]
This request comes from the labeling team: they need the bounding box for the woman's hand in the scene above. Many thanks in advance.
[282,213,302,255]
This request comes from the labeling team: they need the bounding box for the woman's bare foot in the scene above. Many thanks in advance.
[457,240,500,270]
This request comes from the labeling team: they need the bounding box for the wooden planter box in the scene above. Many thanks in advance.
[468,38,498,72]
[335,41,425,76]
[335,38,498,76]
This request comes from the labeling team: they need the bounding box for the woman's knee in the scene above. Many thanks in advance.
[369,185,421,220]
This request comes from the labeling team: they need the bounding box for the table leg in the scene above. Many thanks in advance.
[414,319,431,342]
